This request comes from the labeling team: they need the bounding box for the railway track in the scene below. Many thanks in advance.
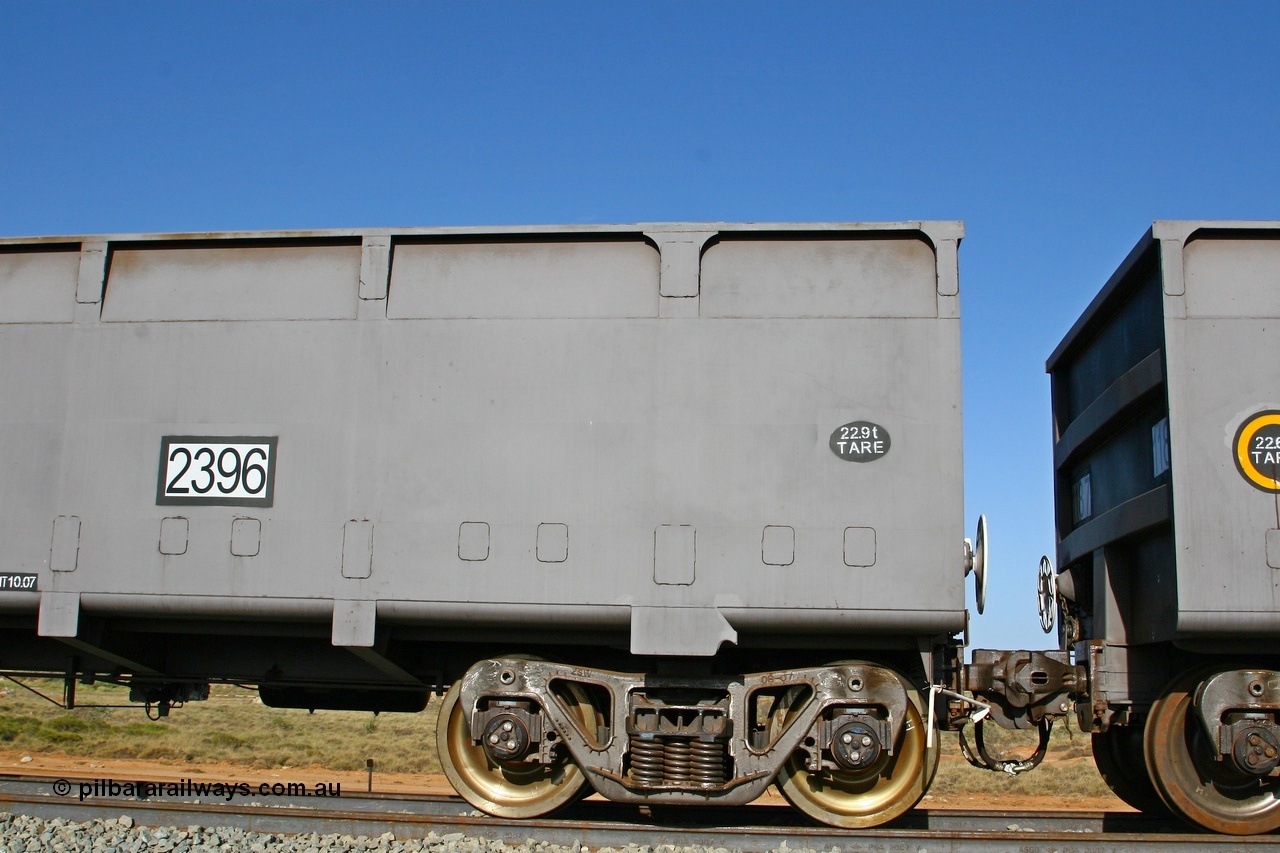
[1,774,1276,852]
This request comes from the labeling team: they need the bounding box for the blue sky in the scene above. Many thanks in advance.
[3,2,1278,652]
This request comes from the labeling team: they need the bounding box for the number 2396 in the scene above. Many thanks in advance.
[157,437,277,506]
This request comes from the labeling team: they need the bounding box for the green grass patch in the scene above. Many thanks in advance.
[0,715,43,743]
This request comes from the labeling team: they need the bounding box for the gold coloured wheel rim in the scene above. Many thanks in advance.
[773,668,937,828]
[436,679,594,818]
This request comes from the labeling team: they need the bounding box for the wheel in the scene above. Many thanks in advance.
[1145,672,1280,835]
[1036,556,1056,634]
[772,668,939,828]
[1091,723,1168,815]
[973,514,988,615]
[436,678,597,818]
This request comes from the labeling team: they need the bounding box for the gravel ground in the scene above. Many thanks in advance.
[0,813,781,853]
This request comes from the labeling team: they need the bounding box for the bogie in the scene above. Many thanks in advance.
[437,657,937,828]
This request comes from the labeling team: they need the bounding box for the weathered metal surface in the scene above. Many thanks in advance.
[454,658,912,807]
[966,649,1079,729]
[1048,222,1280,836]
[1146,671,1280,835]
[1049,221,1280,652]
[0,222,965,679]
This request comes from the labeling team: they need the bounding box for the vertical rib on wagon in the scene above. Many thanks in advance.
[0,222,977,828]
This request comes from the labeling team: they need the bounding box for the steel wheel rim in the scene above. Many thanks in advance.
[1091,724,1168,815]
[437,679,592,818]
[773,670,937,828]
[1145,675,1280,835]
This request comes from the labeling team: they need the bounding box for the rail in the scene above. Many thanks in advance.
[0,774,1274,852]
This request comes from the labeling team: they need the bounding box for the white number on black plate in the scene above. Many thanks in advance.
[0,573,38,591]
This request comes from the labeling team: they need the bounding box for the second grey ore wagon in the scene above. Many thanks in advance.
[1044,221,1280,835]
[0,222,1019,828]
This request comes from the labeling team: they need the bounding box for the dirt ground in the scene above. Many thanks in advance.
[0,748,1131,814]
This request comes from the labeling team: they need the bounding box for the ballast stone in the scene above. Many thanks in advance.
[2,812,836,853]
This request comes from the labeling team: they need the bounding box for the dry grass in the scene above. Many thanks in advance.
[930,723,1113,797]
[0,680,440,774]
[0,678,1111,797]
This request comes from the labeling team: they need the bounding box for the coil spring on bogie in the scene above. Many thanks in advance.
[663,738,693,783]
[630,736,730,788]
[690,738,727,786]
[630,738,665,787]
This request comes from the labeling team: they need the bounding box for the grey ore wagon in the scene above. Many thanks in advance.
[0,221,1052,828]
[1045,221,1280,835]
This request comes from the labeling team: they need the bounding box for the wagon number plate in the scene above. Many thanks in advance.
[156,437,277,507]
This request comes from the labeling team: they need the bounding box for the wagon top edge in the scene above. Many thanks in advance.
[1047,220,1280,372]
[0,220,964,247]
